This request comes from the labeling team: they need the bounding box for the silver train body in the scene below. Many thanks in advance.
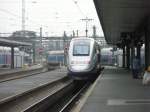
[67,37,101,80]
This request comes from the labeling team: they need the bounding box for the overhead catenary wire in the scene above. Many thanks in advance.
[71,0,94,37]
[72,0,86,17]
[0,8,41,28]
[0,8,21,19]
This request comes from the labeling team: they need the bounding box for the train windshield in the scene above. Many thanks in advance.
[73,40,90,56]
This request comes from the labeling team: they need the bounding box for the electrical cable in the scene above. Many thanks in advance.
[72,0,86,17]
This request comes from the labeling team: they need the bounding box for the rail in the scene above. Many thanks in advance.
[59,82,90,112]
[0,76,73,112]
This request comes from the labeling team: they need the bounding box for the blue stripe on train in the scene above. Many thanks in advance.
[47,55,64,63]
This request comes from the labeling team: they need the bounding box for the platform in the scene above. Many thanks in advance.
[0,64,42,75]
[80,66,150,112]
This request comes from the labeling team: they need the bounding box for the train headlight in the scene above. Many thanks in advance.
[84,61,90,64]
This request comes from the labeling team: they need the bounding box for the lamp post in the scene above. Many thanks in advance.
[63,31,67,66]
[22,0,25,37]
[22,0,37,37]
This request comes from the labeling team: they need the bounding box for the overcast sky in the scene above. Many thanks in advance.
[0,0,103,37]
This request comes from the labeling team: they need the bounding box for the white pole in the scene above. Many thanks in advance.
[22,0,25,32]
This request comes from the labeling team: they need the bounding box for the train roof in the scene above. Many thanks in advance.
[47,50,64,54]
[71,37,95,42]
[70,37,100,47]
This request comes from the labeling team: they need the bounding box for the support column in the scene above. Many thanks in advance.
[11,46,14,69]
[137,45,141,65]
[144,19,150,70]
[122,46,126,68]
[126,45,130,69]
[131,46,135,69]
[33,43,36,64]
[145,32,150,70]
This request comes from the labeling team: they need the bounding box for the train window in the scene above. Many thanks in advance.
[73,42,90,56]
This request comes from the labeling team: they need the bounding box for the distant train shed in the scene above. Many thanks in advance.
[0,38,32,68]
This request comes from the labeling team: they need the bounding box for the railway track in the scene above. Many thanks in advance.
[0,76,74,112]
[0,77,94,112]
[47,81,91,112]
[0,67,97,112]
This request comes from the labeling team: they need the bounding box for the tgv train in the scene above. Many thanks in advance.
[67,37,101,80]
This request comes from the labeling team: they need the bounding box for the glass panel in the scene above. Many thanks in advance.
[73,40,90,56]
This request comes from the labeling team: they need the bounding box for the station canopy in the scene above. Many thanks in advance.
[94,0,150,45]
[0,38,32,47]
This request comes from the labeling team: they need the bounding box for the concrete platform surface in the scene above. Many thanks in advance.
[0,67,67,103]
[0,64,43,75]
[80,66,150,112]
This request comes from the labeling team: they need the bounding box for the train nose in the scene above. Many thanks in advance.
[70,60,90,65]
[70,64,90,72]
[73,65,88,69]
[69,58,91,72]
